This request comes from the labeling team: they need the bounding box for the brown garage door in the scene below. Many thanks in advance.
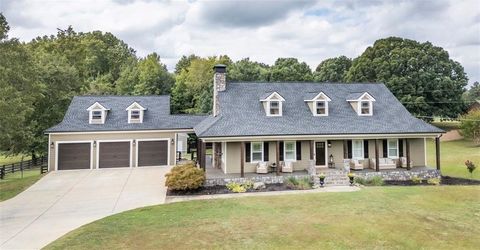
[58,143,91,170]
[138,140,168,167]
[98,141,130,168]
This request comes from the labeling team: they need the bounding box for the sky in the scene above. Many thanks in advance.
[1,0,479,84]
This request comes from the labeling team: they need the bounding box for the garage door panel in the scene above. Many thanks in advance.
[99,142,130,168]
[58,143,91,170]
[138,141,168,167]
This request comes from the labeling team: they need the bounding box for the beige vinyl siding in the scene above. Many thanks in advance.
[49,131,177,171]
[409,138,426,167]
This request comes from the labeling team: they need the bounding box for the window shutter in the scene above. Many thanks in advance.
[264,142,269,161]
[347,140,352,159]
[382,139,388,158]
[245,142,251,163]
[296,141,302,160]
[364,140,369,158]
[399,139,404,157]
[279,141,284,161]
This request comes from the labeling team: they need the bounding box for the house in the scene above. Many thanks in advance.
[45,96,205,170]
[467,100,480,113]
[46,65,443,178]
[194,65,444,177]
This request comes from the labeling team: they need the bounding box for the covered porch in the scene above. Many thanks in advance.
[197,136,442,178]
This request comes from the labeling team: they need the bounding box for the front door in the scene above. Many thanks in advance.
[315,142,326,166]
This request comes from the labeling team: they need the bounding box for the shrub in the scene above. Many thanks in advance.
[226,183,247,193]
[355,176,383,186]
[411,175,423,184]
[243,181,254,190]
[355,177,367,185]
[165,164,205,191]
[465,160,477,178]
[285,177,312,190]
[427,178,441,185]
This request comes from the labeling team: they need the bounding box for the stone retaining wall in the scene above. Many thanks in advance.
[204,174,311,187]
[354,169,441,181]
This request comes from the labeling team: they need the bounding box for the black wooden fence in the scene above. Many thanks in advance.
[0,156,48,179]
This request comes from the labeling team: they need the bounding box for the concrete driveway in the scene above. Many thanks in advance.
[0,167,170,249]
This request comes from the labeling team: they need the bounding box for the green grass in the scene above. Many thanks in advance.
[46,186,480,249]
[427,139,480,180]
[430,121,461,131]
[0,169,44,201]
[0,154,31,165]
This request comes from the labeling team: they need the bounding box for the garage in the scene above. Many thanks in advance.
[98,141,131,168]
[137,140,169,167]
[57,143,91,170]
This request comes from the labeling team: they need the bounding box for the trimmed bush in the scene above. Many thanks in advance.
[165,164,205,191]
[355,176,383,186]
[427,178,441,185]
[285,177,312,190]
[226,183,247,193]
[412,176,423,184]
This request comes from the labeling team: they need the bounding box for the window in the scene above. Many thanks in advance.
[352,140,364,159]
[360,101,372,115]
[284,141,296,161]
[251,142,263,162]
[315,101,327,115]
[92,110,102,120]
[387,139,398,158]
[269,101,281,116]
[130,110,140,120]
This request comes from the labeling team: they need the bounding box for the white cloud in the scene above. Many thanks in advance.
[2,0,479,84]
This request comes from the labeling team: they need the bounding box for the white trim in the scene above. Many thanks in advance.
[135,138,171,167]
[351,139,364,159]
[260,92,285,102]
[387,139,399,159]
[89,110,107,124]
[266,100,283,117]
[358,100,373,116]
[314,100,329,116]
[304,91,332,102]
[201,133,442,142]
[250,141,264,163]
[222,141,227,174]
[48,134,51,171]
[86,102,108,111]
[96,139,133,169]
[313,141,328,167]
[424,137,427,165]
[346,92,376,102]
[125,102,146,111]
[127,109,144,123]
[47,129,194,135]
[283,141,297,162]
[55,140,94,171]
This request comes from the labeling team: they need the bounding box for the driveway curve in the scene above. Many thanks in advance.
[0,167,170,249]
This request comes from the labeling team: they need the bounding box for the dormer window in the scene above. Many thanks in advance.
[87,102,108,124]
[126,102,146,123]
[260,92,285,117]
[304,92,331,116]
[346,92,375,116]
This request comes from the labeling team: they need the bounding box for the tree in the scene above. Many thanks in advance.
[346,37,468,118]
[228,58,270,82]
[175,54,200,74]
[463,81,480,102]
[314,56,352,82]
[459,109,480,145]
[0,14,42,155]
[270,58,313,82]
[132,53,174,95]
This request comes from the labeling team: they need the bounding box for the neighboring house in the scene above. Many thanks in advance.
[193,65,444,176]
[45,96,205,171]
[46,65,443,175]
[467,100,480,113]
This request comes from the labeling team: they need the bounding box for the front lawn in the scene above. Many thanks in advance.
[427,139,480,180]
[46,186,480,249]
[0,169,44,201]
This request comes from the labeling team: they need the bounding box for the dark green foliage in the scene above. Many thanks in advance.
[314,56,352,82]
[346,37,468,118]
[228,58,270,82]
[463,81,480,102]
[284,177,312,190]
[459,110,480,145]
[165,163,205,191]
[270,58,313,82]
[354,176,384,186]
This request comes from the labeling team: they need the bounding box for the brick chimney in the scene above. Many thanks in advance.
[213,64,226,116]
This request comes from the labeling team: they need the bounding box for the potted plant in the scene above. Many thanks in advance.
[347,172,355,186]
[318,173,326,187]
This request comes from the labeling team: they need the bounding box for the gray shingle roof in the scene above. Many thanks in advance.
[346,92,367,100]
[46,96,207,133]
[194,82,443,137]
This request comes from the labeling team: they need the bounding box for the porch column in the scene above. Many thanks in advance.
[240,141,245,178]
[276,141,280,176]
[310,140,314,160]
[435,137,441,170]
[200,141,206,170]
[375,139,380,172]
[406,139,411,170]
[343,140,348,159]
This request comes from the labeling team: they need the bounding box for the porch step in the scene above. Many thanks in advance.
[315,170,351,186]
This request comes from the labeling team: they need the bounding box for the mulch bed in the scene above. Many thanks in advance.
[384,176,480,186]
[167,183,308,196]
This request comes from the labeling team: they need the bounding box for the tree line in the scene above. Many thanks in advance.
[1,13,478,158]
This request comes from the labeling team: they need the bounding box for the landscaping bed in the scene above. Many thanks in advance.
[384,176,480,186]
[167,183,296,196]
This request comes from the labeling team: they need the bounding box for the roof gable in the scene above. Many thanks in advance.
[346,92,376,102]
[304,91,332,102]
[86,102,109,111]
[126,102,147,111]
[260,92,285,102]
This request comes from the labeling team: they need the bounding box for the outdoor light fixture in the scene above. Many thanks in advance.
[327,141,332,148]
[50,142,54,148]
[329,154,334,164]
[171,138,175,144]
[93,141,96,147]
[132,139,136,146]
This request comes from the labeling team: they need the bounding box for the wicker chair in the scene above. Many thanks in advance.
[256,162,268,174]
